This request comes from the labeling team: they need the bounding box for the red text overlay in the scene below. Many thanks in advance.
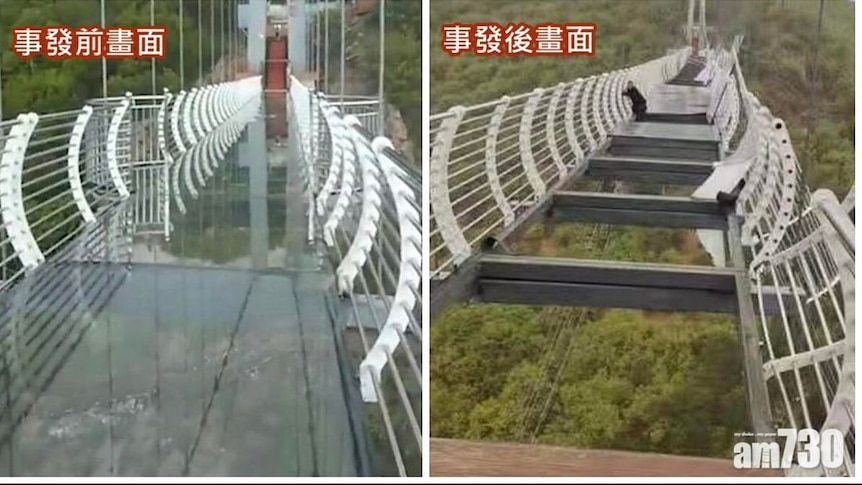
[11,25,168,59]
[441,22,596,57]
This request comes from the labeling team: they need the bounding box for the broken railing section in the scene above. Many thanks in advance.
[289,77,422,476]
[428,49,690,279]
[0,76,261,288]
[704,40,742,152]
[697,41,855,477]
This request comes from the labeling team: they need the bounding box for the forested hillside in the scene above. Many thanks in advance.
[317,0,421,162]
[430,0,854,459]
[352,0,420,154]
[0,0,235,119]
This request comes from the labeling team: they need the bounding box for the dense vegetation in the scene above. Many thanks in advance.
[430,0,854,459]
[355,0,421,156]
[0,0,240,267]
[430,0,854,196]
[318,0,421,162]
[1,0,236,119]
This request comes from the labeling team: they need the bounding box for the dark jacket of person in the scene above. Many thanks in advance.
[623,86,647,109]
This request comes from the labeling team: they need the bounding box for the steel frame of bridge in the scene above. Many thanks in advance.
[429,37,854,477]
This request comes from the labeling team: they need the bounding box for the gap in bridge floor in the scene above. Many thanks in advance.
[430,303,750,463]
[512,222,714,267]
[511,176,717,266]
[569,177,700,198]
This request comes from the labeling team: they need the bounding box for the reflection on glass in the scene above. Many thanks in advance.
[0,93,383,476]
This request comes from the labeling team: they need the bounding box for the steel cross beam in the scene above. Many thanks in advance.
[478,254,738,313]
[430,252,802,319]
[548,190,727,229]
[585,156,714,185]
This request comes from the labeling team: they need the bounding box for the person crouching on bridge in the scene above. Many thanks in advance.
[623,81,647,121]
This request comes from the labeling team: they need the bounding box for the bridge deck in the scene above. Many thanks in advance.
[0,111,364,476]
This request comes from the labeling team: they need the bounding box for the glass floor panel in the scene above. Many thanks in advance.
[0,100,367,476]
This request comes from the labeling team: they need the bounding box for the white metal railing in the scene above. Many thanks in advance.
[323,94,383,136]
[290,75,422,477]
[694,41,855,477]
[429,49,690,278]
[0,76,261,285]
[842,184,855,216]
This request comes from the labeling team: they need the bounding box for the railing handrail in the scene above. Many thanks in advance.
[813,188,855,255]
[289,75,423,477]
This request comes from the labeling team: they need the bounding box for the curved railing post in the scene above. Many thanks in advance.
[518,88,548,200]
[360,137,422,405]
[323,113,357,247]
[0,113,44,270]
[317,106,344,217]
[170,90,188,153]
[182,88,199,147]
[157,89,173,239]
[598,72,614,131]
[335,117,383,295]
[610,70,627,123]
[748,117,798,269]
[68,105,96,224]
[106,96,131,199]
[212,83,226,125]
[191,86,207,141]
[842,184,854,216]
[200,85,214,134]
[546,83,568,181]
[430,106,471,265]
[592,73,609,143]
[486,97,516,226]
[564,79,585,169]
[579,76,597,152]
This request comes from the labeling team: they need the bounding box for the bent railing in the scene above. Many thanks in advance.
[290,77,422,477]
[428,49,689,279]
[693,42,855,476]
[0,76,262,286]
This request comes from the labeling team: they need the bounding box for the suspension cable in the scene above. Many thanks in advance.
[210,0,215,77]
[198,0,203,83]
[179,0,185,90]
[324,1,330,92]
[101,0,107,97]
[150,0,156,94]
[378,0,385,136]
[340,0,346,103]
